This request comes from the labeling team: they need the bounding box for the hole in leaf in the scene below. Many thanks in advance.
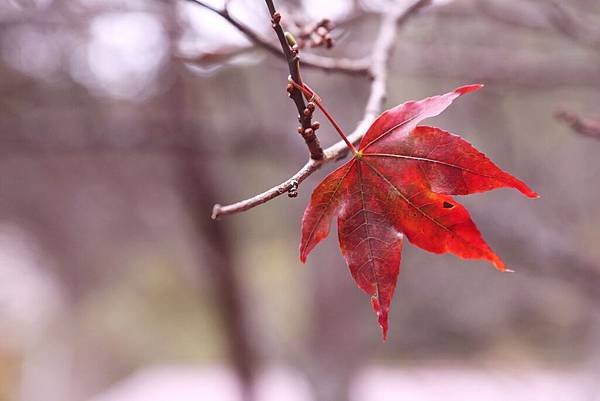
[443,201,454,209]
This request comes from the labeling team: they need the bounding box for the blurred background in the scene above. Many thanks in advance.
[1,0,600,400]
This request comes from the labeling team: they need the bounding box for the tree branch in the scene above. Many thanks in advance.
[468,0,600,50]
[555,110,600,140]
[211,0,431,219]
[534,0,600,49]
[181,0,370,75]
[264,0,324,160]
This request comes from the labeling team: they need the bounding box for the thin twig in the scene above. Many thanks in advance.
[212,0,431,219]
[181,0,370,75]
[535,0,600,49]
[290,80,358,155]
[265,0,323,160]
[555,110,600,140]
[465,0,600,50]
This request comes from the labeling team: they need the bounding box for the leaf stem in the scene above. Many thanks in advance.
[289,79,358,155]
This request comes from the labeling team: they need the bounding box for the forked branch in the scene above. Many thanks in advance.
[212,0,432,219]
[181,0,370,75]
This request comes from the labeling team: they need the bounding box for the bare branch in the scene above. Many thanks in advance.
[432,0,600,52]
[458,0,600,50]
[555,110,600,140]
[174,44,254,66]
[265,0,325,160]
[395,43,600,89]
[535,0,600,49]
[212,0,432,219]
[181,0,370,75]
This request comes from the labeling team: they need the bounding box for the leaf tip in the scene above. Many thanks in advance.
[518,189,539,199]
[517,182,540,199]
[492,255,506,272]
[381,326,388,341]
[502,171,538,199]
[299,246,308,264]
[371,296,389,341]
[455,84,484,95]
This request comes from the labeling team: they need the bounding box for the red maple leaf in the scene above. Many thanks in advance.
[299,84,538,340]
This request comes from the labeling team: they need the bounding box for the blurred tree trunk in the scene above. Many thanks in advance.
[161,5,257,401]
[172,146,257,401]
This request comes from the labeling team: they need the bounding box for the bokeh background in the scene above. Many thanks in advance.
[1,0,600,400]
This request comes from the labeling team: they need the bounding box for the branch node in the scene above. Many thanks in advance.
[271,11,281,24]
[288,179,299,198]
[208,0,432,218]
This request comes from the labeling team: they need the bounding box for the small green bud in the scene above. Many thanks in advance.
[284,31,297,47]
